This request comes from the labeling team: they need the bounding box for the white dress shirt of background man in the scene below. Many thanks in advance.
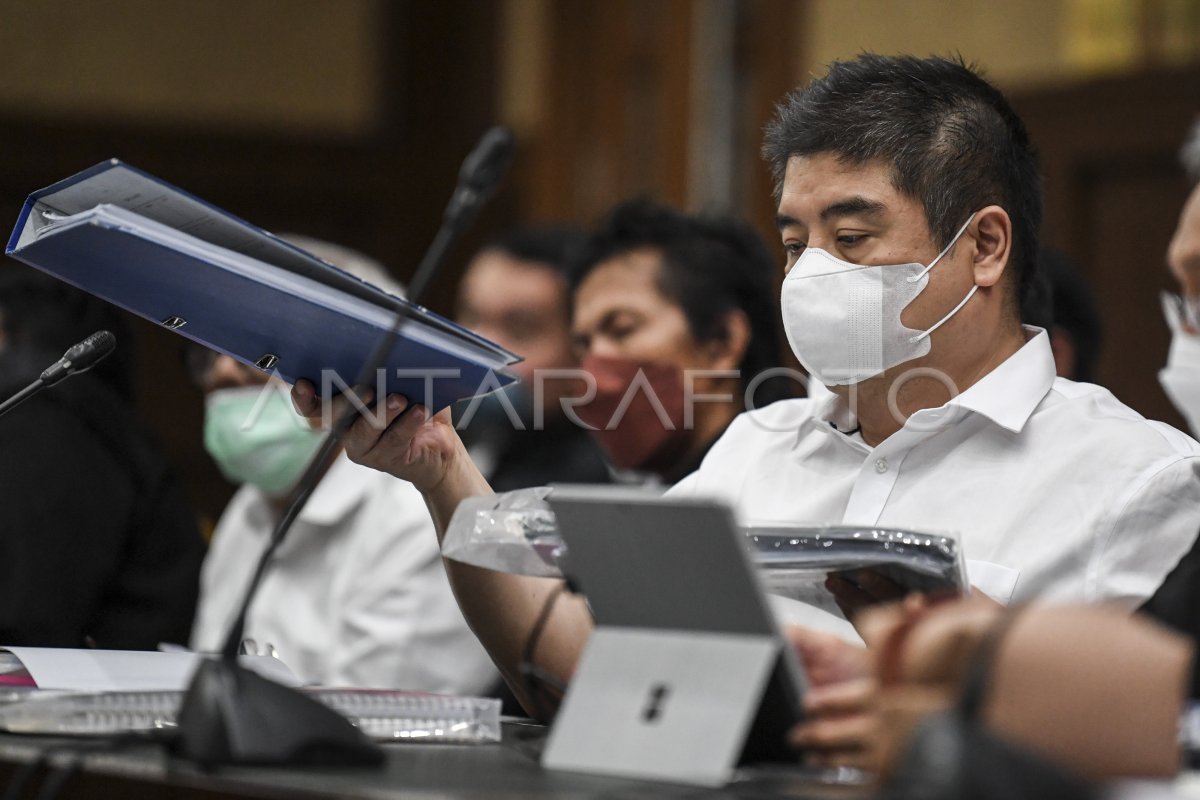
[190,236,497,694]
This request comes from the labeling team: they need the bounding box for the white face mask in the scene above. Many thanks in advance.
[780,214,977,386]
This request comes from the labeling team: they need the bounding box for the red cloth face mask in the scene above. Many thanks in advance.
[575,354,691,473]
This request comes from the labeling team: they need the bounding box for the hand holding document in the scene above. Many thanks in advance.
[6,160,519,411]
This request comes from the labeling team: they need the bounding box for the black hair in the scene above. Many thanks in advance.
[763,53,1043,315]
[1038,248,1103,383]
[0,265,136,401]
[569,198,792,406]
[482,226,588,279]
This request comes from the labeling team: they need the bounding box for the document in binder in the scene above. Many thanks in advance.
[5,159,520,410]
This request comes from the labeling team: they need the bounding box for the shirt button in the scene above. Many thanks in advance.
[874,458,889,474]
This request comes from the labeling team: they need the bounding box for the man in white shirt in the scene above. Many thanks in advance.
[674,340,1199,611]
[191,238,496,695]
[291,56,1200,715]
[677,58,1200,631]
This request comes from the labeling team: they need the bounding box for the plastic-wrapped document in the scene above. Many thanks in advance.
[0,688,501,744]
[442,490,968,620]
[747,524,968,619]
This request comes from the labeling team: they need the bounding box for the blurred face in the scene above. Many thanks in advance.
[570,248,708,369]
[190,349,325,497]
[456,250,574,385]
[1168,183,1200,297]
[187,348,270,394]
[571,247,740,475]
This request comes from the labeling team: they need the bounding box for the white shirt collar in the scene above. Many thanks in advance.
[949,326,1055,433]
[808,325,1055,436]
[806,383,856,434]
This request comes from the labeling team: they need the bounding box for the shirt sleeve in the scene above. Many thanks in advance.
[1138,531,1200,698]
[665,469,701,498]
[1086,453,1200,607]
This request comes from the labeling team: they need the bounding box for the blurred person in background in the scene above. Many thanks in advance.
[1160,117,1200,435]
[788,593,1191,789]
[456,202,791,487]
[1022,248,1103,383]
[566,199,793,483]
[1137,119,1200,696]
[0,267,204,648]
[189,236,496,694]
[454,227,610,490]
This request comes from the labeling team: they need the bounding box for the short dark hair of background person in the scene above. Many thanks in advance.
[568,198,793,408]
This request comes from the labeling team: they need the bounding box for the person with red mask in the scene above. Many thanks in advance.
[567,199,792,482]
[291,201,790,709]
[453,226,611,491]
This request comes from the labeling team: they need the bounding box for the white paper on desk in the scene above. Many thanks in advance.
[1,647,302,691]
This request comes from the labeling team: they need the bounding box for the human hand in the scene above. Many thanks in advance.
[857,592,1001,686]
[784,594,995,773]
[784,625,877,768]
[824,569,907,622]
[290,378,463,493]
[788,677,880,770]
[783,624,870,687]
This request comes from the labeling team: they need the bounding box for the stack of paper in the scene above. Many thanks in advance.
[0,688,502,744]
[747,524,968,620]
[0,648,501,744]
[0,646,300,692]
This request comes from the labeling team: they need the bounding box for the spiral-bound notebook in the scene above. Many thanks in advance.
[0,688,501,744]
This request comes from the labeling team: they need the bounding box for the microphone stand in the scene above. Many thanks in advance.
[173,127,516,768]
[0,380,46,420]
[0,331,118,420]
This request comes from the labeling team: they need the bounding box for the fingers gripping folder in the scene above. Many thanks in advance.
[542,487,809,787]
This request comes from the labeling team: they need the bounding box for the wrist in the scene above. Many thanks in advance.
[420,432,493,537]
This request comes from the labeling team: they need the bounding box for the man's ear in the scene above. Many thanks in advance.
[969,205,1012,290]
[704,308,751,371]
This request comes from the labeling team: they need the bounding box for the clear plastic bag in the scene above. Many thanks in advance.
[443,492,967,622]
[441,487,566,578]
[748,524,968,620]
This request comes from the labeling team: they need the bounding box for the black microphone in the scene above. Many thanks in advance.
[0,330,117,420]
[443,126,516,229]
[39,330,117,387]
[219,125,517,662]
[410,126,515,301]
[174,126,517,768]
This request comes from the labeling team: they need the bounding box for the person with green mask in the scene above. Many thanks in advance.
[188,237,496,694]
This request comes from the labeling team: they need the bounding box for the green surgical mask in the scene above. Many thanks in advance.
[204,385,325,497]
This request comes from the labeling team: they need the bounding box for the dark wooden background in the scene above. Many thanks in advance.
[0,1,1195,525]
